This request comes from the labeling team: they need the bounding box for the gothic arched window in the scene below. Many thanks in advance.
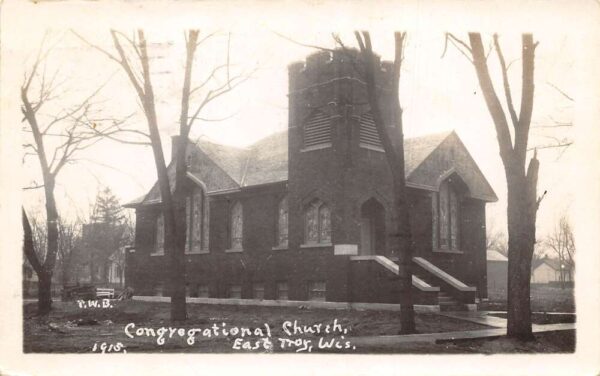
[153,213,165,255]
[230,201,243,250]
[304,199,332,245]
[432,179,461,251]
[277,196,289,247]
[185,187,209,253]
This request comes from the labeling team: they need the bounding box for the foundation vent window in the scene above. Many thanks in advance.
[229,285,242,299]
[198,285,209,298]
[277,282,289,301]
[253,283,265,300]
[308,281,326,301]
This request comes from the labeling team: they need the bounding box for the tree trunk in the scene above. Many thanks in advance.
[505,159,538,340]
[466,33,539,340]
[169,190,188,322]
[393,179,416,333]
[37,270,53,315]
[355,31,416,334]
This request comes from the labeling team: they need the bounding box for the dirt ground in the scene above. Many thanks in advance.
[480,284,575,312]
[24,300,489,353]
[23,300,576,354]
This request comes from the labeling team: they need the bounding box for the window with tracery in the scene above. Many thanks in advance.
[304,199,331,245]
[432,179,460,251]
[277,196,289,247]
[230,201,243,250]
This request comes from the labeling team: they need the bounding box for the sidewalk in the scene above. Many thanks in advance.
[350,322,575,347]
[439,311,509,328]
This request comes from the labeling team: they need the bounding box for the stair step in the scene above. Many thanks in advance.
[439,303,470,312]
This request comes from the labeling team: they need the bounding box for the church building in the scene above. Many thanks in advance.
[125,49,497,309]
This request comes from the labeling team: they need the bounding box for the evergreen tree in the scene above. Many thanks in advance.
[91,187,124,225]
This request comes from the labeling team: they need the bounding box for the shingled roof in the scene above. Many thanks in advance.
[125,129,497,207]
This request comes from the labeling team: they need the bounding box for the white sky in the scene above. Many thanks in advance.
[1,0,593,243]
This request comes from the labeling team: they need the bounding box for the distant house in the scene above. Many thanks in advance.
[124,49,498,307]
[107,247,126,287]
[486,250,508,291]
[531,257,572,284]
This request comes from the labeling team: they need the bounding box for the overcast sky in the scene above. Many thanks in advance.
[2,0,594,245]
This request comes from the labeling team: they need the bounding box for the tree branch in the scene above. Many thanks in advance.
[493,34,519,129]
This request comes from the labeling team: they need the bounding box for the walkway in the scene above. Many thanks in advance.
[439,311,508,328]
[350,323,575,347]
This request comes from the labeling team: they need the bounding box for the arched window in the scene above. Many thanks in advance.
[185,187,209,253]
[432,179,461,251]
[153,213,165,255]
[230,201,243,250]
[304,199,332,245]
[277,196,289,247]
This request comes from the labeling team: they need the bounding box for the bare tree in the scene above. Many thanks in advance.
[444,33,572,339]
[353,31,416,334]
[74,30,252,321]
[487,228,508,257]
[55,217,82,286]
[546,215,575,287]
[276,30,417,333]
[21,36,115,314]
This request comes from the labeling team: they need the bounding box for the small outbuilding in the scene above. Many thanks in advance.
[487,250,508,293]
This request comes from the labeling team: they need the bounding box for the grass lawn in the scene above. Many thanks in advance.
[24,299,576,354]
[480,284,575,312]
[24,300,488,353]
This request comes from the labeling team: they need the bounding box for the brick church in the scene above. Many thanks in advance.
[125,49,497,308]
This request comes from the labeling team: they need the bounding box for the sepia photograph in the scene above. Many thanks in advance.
[0,0,599,375]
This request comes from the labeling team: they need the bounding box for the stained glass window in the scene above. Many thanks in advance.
[154,213,165,255]
[319,205,331,243]
[304,199,332,245]
[231,201,243,250]
[192,189,203,252]
[439,181,450,248]
[434,179,460,251]
[450,189,459,250]
[277,196,289,247]
[185,187,209,253]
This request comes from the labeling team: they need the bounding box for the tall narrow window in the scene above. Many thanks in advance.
[304,111,331,149]
[433,179,461,251]
[277,196,289,247]
[191,188,203,252]
[230,201,243,250]
[304,199,332,245]
[153,213,165,255]
[185,187,209,254]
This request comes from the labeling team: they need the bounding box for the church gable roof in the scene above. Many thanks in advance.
[126,129,497,207]
[407,131,498,202]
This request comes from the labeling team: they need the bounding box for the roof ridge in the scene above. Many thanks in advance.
[239,149,254,187]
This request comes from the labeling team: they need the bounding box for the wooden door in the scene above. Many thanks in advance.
[360,217,373,255]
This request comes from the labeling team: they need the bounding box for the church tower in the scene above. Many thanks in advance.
[287,48,397,259]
